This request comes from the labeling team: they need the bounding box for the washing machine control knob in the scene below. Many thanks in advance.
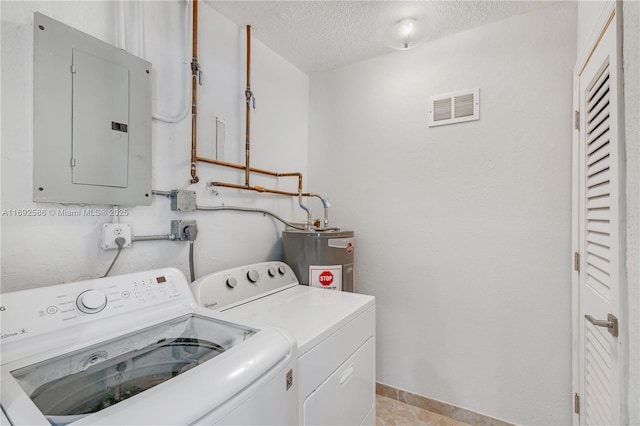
[278,265,287,275]
[267,267,276,277]
[76,290,107,314]
[247,269,259,283]
[226,277,238,289]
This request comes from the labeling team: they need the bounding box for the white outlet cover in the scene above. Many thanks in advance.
[101,223,132,250]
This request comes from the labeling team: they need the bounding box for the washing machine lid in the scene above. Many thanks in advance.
[1,312,291,426]
[221,285,374,354]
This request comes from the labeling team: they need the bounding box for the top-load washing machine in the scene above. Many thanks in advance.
[191,261,376,425]
[0,268,298,425]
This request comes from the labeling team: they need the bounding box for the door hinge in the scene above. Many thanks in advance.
[574,251,580,272]
[70,64,76,74]
[574,110,580,130]
[70,158,76,167]
[574,392,580,414]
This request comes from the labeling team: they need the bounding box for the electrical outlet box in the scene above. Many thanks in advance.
[101,223,132,250]
[171,220,197,241]
[170,190,196,212]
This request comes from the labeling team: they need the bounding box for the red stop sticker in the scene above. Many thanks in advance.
[319,271,334,286]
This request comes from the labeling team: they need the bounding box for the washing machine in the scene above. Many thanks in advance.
[0,268,298,425]
[191,261,376,425]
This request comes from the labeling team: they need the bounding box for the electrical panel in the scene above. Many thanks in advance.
[33,13,152,206]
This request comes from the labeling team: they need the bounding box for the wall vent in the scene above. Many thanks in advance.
[428,88,480,127]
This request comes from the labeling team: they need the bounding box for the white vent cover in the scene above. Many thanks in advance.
[428,88,480,127]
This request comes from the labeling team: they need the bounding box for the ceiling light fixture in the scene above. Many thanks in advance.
[392,18,423,50]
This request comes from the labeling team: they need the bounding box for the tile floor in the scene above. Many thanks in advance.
[376,395,471,426]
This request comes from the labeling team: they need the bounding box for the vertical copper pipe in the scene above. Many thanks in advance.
[244,25,252,187]
[190,0,199,183]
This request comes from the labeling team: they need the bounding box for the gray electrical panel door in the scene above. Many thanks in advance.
[72,49,129,188]
[33,13,152,206]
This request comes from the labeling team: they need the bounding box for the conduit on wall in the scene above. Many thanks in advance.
[189,18,331,229]
[116,2,191,123]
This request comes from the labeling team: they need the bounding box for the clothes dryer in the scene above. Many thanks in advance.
[191,261,376,425]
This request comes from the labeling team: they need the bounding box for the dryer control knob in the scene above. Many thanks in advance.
[247,269,259,283]
[226,277,238,289]
[278,265,287,275]
[76,290,107,314]
[268,267,277,277]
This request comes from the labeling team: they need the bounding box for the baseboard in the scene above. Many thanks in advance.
[376,382,514,426]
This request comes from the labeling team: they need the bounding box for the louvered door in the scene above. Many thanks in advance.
[576,7,621,425]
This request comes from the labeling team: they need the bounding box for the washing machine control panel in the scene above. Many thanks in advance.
[76,289,108,313]
[0,268,191,345]
[191,261,299,311]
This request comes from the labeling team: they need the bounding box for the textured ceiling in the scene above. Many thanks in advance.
[205,1,557,75]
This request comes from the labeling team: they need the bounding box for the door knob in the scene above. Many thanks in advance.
[585,313,618,337]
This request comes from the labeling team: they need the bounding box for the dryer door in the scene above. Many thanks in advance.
[302,337,375,425]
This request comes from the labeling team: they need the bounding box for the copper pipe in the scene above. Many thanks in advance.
[190,0,199,183]
[208,181,314,198]
[191,23,326,227]
[197,156,302,190]
[244,25,252,187]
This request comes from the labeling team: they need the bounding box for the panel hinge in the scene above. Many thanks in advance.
[574,110,580,131]
[574,392,580,414]
[574,251,580,272]
[285,369,293,391]
[70,158,76,167]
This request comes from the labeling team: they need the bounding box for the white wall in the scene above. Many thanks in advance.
[577,1,608,57]
[309,4,576,424]
[1,1,309,291]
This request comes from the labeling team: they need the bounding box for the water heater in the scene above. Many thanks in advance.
[282,229,355,292]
